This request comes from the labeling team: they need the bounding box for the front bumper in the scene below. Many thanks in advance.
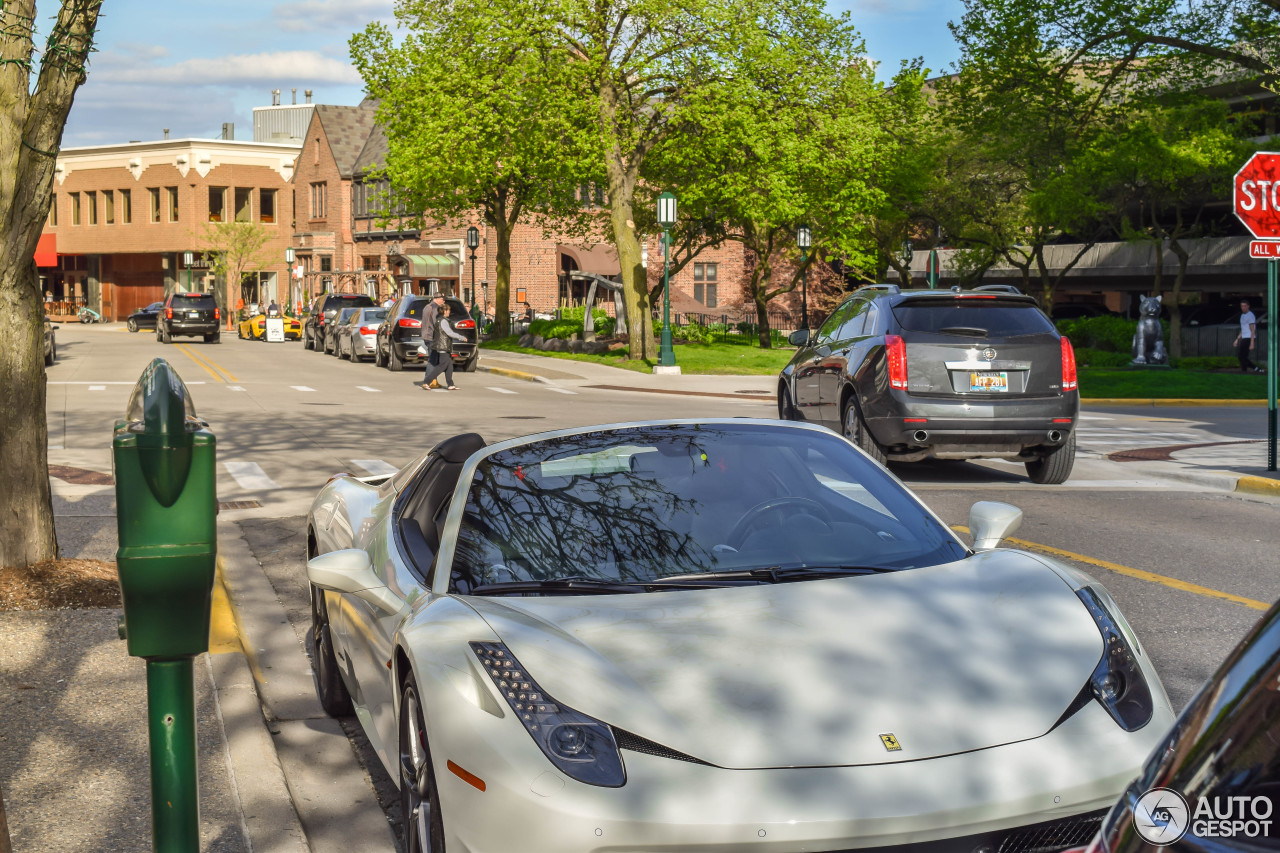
[868,393,1078,459]
[435,696,1170,853]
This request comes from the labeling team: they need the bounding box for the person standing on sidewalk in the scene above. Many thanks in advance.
[420,303,464,390]
[1235,298,1263,373]
[420,292,447,387]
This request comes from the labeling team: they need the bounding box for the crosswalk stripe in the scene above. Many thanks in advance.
[351,459,398,477]
[227,385,246,392]
[487,387,518,394]
[88,385,106,391]
[291,386,316,392]
[356,386,381,392]
[223,461,280,490]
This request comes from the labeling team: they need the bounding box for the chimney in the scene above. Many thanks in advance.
[272,88,281,106]
[305,89,313,104]
[291,87,297,105]
[163,128,169,139]
[222,122,234,140]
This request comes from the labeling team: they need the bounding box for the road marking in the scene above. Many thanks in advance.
[175,343,239,383]
[1077,414,1114,421]
[48,444,62,450]
[953,526,1268,611]
[291,386,316,392]
[208,563,241,655]
[356,386,382,393]
[546,387,578,395]
[227,385,246,392]
[49,380,209,385]
[223,461,280,490]
[487,387,518,394]
[88,385,106,391]
[351,459,399,477]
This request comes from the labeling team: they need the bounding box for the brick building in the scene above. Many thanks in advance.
[289,100,753,320]
[42,137,300,322]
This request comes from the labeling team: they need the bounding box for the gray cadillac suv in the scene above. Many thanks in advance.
[778,285,1079,483]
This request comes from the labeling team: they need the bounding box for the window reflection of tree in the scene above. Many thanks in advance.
[453,429,730,589]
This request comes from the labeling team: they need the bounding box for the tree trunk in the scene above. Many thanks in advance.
[491,217,513,338]
[0,777,11,853]
[0,258,58,567]
[1169,239,1190,362]
[754,290,773,349]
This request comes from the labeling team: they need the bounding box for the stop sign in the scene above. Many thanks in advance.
[1234,152,1280,238]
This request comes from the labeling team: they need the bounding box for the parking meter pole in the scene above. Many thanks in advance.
[113,358,217,853]
[1269,259,1277,471]
[147,659,199,851]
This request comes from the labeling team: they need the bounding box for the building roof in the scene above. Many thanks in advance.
[353,119,389,177]
[313,99,379,178]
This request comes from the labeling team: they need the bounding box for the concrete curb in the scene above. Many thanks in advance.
[1083,398,1267,407]
[1237,475,1280,496]
[478,363,551,384]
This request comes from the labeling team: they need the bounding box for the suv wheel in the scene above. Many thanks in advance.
[388,342,404,371]
[461,353,478,372]
[374,340,385,367]
[778,383,798,420]
[204,332,220,343]
[161,326,172,344]
[1025,430,1076,484]
[303,329,313,350]
[843,398,887,466]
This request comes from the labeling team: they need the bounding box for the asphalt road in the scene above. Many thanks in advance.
[47,323,1280,719]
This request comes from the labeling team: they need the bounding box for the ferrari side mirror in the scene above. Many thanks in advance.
[968,501,1023,551]
[307,549,404,615]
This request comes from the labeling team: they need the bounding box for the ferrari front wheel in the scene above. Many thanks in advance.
[399,676,446,853]
[310,585,353,717]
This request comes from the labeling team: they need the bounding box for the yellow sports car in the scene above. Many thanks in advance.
[237,313,301,341]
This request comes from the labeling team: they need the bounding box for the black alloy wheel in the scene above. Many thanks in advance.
[388,341,405,371]
[45,340,56,366]
[304,328,314,350]
[205,332,220,343]
[161,326,172,344]
[461,353,478,372]
[399,677,445,853]
[1025,429,1077,485]
[778,384,798,420]
[843,398,887,466]
[127,318,138,333]
[310,584,354,717]
[374,340,385,367]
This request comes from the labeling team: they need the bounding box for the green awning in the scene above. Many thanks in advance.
[400,254,460,278]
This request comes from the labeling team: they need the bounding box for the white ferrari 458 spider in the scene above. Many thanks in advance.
[305,418,1174,853]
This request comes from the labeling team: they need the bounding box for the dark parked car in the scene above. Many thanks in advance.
[43,316,56,366]
[374,295,478,372]
[1074,598,1280,853]
[126,301,164,333]
[303,294,375,352]
[157,292,220,343]
[323,307,360,354]
[779,284,1079,483]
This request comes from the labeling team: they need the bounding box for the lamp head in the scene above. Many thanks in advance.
[657,192,677,229]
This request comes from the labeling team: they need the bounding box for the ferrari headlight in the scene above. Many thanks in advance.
[471,641,626,787]
[1076,588,1153,731]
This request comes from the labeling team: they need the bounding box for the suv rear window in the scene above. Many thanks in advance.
[403,298,432,318]
[171,294,217,309]
[892,301,1055,336]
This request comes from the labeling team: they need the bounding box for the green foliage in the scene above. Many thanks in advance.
[1172,356,1239,371]
[529,307,615,340]
[1071,348,1134,367]
[1057,316,1139,352]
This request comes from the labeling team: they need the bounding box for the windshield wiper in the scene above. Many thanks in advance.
[769,564,902,579]
[467,578,649,596]
[939,325,990,337]
[650,565,900,586]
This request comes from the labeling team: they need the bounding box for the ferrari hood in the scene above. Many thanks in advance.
[463,551,1104,769]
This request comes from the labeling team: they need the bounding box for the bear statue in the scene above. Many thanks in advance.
[1131,294,1168,365]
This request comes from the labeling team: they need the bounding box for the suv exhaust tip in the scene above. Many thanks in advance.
[912,429,929,443]
[1047,430,1063,443]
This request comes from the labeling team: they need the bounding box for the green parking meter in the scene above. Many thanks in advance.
[113,358,216,853]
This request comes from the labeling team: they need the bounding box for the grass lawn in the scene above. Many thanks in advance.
[1079,367,1270,399]
[482,336,795,375]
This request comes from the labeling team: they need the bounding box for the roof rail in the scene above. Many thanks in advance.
[856,283,901,295]
[972,284,1022,294]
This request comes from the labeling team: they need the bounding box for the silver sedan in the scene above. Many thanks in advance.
[335,307,388,362]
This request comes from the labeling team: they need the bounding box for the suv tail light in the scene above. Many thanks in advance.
[165,307,173,319]
[886,334,908,390]
[454,319,475,330]
[214,307,220,320]
[359,325,380,335]
[398,318,422,328]
[1061,337,1078,391]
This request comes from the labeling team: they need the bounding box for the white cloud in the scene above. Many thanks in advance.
[92,50,361,86]
[273,0,392,33]
[113,42,171,61]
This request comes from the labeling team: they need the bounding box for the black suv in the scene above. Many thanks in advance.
[779,285,1079,483]
[375,296,479,372]
[304,293,375,352]
[157,292,221,343]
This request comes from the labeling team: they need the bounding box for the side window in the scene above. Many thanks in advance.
[816,297,858,342]
[835,299,872,340]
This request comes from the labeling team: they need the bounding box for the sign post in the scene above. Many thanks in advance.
[1232,152,1280,471]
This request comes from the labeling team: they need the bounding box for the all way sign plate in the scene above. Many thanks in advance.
[1251,241,1280,258]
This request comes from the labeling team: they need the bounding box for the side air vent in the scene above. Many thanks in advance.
[612,728,713,766]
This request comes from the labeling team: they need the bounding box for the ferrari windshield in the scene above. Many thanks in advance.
[450,423,966,593]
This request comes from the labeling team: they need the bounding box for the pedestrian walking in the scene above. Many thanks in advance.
[419,293,447,387]
[1234,298,1263,373]
[419,303,465,390]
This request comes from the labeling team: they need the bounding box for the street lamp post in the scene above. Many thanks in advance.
[285,248,295,316]
[466,226,480,321]
[657,192,677,369]
[796,225,812,329]
[183,251,193,293]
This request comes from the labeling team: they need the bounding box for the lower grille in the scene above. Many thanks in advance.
[996,812,1105,853]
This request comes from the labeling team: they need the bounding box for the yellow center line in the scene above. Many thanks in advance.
[174,344,226,383]
[953,526,1269,611]
[176,343,239,383]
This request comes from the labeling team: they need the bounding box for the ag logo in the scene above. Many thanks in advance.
[1134,787,1190,845]
[879,733,902,752]
[981,347,997,361]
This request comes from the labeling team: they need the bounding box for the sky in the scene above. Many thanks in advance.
[59,0,966,148]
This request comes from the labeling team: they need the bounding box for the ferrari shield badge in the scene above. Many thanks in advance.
[879,733,902,752]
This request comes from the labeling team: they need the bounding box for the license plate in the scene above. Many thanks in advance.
[189,312,200,318]
[969,371,1008,391]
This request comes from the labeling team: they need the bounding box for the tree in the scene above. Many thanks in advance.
[351,0,597,338]
[194,221,276,319]
[641,2,886,347]
[0,0,104,569]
